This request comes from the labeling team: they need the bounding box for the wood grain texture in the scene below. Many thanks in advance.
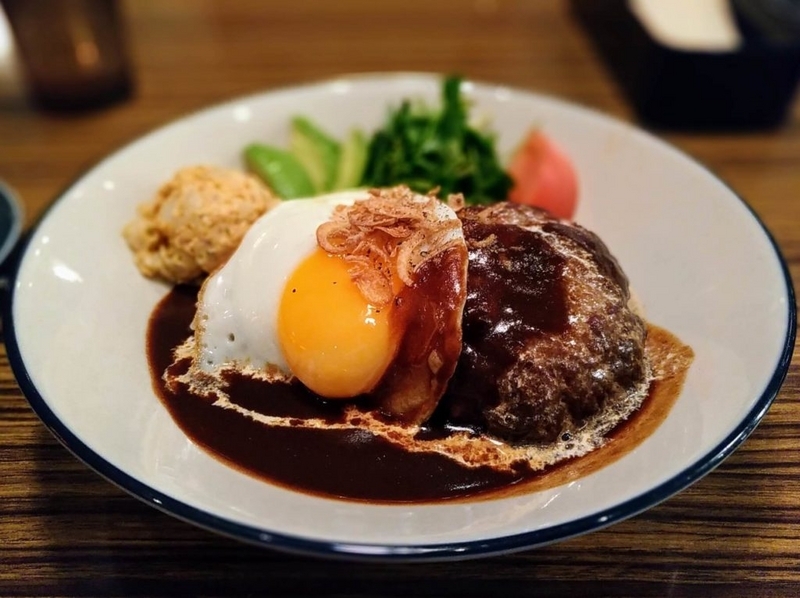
[0,1,798,596]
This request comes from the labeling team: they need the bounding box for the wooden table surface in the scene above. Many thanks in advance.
[1,1,798,596]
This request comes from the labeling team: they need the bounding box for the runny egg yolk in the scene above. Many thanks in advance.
[278,248,397,398]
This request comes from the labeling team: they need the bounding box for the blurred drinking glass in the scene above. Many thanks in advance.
[0,0,132,111]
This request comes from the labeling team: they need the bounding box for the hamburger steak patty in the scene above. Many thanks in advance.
[435,202,649,444]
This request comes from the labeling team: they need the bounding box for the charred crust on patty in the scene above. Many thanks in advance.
[436,202,649,445]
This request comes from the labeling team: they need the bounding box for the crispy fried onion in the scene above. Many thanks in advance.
[316,186,465,306]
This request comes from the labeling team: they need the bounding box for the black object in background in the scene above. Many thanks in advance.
[571,0,800,130]
[733,0,800,44]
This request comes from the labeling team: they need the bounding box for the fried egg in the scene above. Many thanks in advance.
[191,187,469,421]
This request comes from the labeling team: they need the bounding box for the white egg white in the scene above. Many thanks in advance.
[194,190,362,374]
[192,188,465,381]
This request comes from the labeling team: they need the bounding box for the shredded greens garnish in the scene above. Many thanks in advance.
[361,76,512,205]
[244,75,514,204]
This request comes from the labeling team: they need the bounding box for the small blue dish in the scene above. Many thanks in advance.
[0,181,23,271]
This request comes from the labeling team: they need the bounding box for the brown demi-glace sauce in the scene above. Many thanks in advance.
[147,286,692,504]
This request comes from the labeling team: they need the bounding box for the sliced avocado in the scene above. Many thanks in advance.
[332,129,368,190]
[290,117,341,193]
[244,143,315,199]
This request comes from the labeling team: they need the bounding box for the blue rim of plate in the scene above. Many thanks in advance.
[2,80,796,562]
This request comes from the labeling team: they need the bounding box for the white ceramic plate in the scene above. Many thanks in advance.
[5,74,795,561]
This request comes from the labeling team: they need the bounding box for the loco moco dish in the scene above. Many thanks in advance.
[126,168,693,503]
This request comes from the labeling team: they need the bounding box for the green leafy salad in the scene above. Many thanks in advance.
[244,76,513,205]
